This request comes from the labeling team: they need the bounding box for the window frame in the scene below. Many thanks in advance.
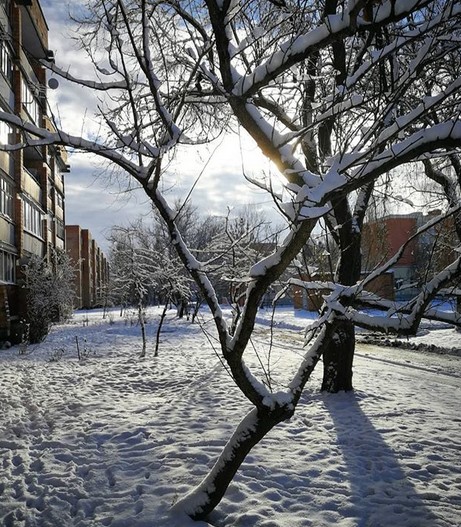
[0,40,13,84]
[0,175,13,219]
[0,249,15,284]
[23,197,43,238]
[21,78,40,125]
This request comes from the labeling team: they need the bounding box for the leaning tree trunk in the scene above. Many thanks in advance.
[175,405,294,521]
[154,297,169,357]
[175,310,335,520]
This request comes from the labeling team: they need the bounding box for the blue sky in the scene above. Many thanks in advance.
[39,1,276,253]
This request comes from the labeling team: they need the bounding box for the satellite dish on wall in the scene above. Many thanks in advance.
[48,78,59,90]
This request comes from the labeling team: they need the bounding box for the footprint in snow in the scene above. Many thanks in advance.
[106,468,116,487]
[11,454,23,467]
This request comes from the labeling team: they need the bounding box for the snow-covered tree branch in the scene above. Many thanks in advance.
[1,0,461,520]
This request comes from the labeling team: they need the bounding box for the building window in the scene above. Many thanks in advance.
[0,249,15,283]
[56,191,64,210]
[0,41,12,83]
[56,218,64,239]
[23,198,43,238]
[0,176,13,218]
[21,78,40,125]
[0,120,12,145]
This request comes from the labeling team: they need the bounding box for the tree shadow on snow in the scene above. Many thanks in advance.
[323,391,438,527]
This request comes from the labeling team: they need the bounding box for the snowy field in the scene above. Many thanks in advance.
[0,306,460,527]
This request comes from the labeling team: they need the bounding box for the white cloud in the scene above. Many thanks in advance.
[40,4,283,254]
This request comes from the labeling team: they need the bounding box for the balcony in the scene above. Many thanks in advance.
[0,150,14,178]
[0,5,12,38]
[19,0,49,58]
[22,167,41,203]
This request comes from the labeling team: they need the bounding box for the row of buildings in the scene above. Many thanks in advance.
[65,225,110,312]
[0,0,108,342]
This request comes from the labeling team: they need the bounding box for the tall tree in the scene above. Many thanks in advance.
[1,0,461,520]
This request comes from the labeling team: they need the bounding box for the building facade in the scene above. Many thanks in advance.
[293,211,457,310]
[362,211,457,298]
[65,225,110,310]
[0,0,69,340]
[362,214,419,287]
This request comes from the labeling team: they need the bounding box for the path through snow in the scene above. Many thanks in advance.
[0,308,460,526]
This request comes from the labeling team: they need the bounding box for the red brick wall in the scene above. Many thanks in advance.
[385,217,417,266]
[362,215,418,270]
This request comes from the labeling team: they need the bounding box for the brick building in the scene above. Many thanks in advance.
[65,225,109,309]
[293,211,457,310]
[0,0,69,340]
[362,213,419,288]
[362,211,457,297]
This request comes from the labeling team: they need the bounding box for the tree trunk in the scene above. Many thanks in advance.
[154,298,169,357]
[191,299,201,323]
[175,405,294,521]
[138,301,147,358]
[177,299,187,318]
[321,319,355,392]
[322,202,361,392]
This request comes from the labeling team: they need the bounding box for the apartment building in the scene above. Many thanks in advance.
[293,210,457,310]
[362,211,457,298]
[0,0,69,340]
[65,225,110,310]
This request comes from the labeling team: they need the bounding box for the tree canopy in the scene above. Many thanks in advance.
[1,0,461,520]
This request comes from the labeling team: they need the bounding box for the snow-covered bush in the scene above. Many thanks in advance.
[23,250,76,343]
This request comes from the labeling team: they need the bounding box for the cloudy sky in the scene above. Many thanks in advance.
[39,1,278,253]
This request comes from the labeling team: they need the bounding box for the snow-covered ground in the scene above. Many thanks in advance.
[0,306,460,527]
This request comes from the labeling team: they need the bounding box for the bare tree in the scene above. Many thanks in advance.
[201,206,278,331]
[1,0,461,520]
[109,225,157,356]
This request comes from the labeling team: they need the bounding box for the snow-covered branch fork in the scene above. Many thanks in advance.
[1,0,461,521]
[290,207,461,334]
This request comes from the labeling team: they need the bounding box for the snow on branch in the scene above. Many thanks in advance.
[305,121,461,206]
[41,60,129,91]
[354,120,461,181]
[272,93,365,150]
[242,102,320,187]
[287,207,461,337]
[351,292,461,327]
[302,205,461,334]
[232,0,431,97]
[138,4,182,143]
[344,2,461,95]
[341,253,461,335]
[371,76,461,148]
[0,112,141,176]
